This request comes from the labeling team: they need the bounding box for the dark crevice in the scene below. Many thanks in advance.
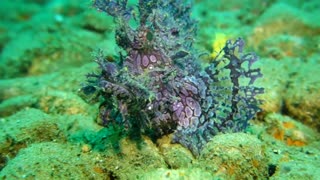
[0,155,8,171]
[106,170,119,180]
[280,99,290,116]
[268,164,277,177]
[82,25,106,34]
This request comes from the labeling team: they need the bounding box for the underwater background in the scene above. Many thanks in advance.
[0,0,319,179]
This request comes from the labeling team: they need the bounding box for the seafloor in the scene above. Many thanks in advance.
[0,0,319,179]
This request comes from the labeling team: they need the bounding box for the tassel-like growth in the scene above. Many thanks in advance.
[84,0,264,156]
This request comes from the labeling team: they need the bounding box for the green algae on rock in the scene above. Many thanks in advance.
[0,142,109,179]
[137,168,215,179]
[198,133,269,179]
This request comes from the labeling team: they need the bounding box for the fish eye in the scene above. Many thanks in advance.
[171,29,179,36]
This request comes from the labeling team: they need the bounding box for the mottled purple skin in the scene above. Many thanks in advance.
[85,0,264,156]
